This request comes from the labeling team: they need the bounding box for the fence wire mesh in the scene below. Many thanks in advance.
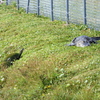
[40,0,51,18]
[69,0,84,24]
[86,0,100,30]
[28,0,37,13]
[53,0,66,21]
[6,0,100,31]
[19,0,27,9]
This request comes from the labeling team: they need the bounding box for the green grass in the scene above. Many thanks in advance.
[0,4,100,100]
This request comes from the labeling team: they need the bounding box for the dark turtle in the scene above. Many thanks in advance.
[4,48,24,66]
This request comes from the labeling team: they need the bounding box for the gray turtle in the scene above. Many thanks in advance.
[67,35,100,47]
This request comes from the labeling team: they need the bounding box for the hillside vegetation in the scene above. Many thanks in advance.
[0,4,100,100]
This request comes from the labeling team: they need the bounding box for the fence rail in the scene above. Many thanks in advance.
[5,0,100,31]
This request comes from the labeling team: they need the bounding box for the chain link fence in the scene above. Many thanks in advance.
[5,0,100,31]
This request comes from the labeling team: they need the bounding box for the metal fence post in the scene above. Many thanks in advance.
[51,0,54,21]
[26,0,30,14]
[83,0,87,25]
[6,0,8,5]
[17,0,19,10]
[66,0,69,24]
[37,0,40,16]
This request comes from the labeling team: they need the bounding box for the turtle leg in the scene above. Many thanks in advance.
[67,42,75,46]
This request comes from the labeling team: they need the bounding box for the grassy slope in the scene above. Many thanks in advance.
[0,4,100,100]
